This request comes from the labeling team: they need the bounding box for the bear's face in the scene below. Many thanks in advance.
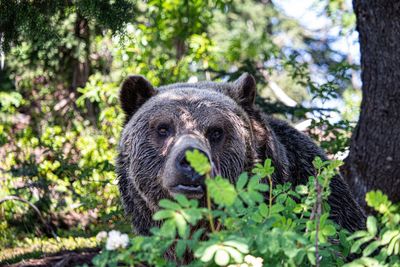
[118,74,367,235]
[118,74,259,204]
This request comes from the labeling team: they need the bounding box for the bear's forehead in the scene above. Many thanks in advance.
[127,87,249,131]
[148,87,240,112]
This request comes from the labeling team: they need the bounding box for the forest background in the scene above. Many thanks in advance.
[1,0,399,265]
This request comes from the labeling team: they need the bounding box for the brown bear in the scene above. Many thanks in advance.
[117,73,365,235]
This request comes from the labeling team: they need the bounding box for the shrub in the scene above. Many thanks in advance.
[91,152,399,266]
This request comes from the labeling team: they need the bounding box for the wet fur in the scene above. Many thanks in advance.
[117,76,366,236]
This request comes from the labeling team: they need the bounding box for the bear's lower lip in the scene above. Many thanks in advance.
[171,184,204,199]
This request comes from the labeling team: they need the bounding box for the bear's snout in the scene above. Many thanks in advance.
[162,135,213,199]
[169,147,209,199]
[176,147,208,182]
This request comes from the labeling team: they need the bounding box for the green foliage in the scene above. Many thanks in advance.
[0,0,136,52]
[344,191,400,266]
[91,157,350,266]
[92,156,400,266]
[185,149,212,175]
[0,0,364,264]
[153,197,205,239]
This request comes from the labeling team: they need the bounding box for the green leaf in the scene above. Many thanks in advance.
[295,185,308,195]
[270,203,285,214]
[239,191,255,206]
[223,246,243,263]
[159,199,181,211]
[200,245,218,262]
[251,212,263,223]
[365,190,392,214]
[248,176,261,189]
[252,159,274,178]
[339,229,351,251]
[350,235,374,254]
[387,234,400,255]
[192,229,205,243]
[153,210,174,220]
[362,240,381,257]
[186,149,211,175]
[284,247,300,258]
[189,199,199,208]
[366,216,378,236]
[248,190,264,203]
[223,240,249,254]
[176,240,186,259]
[258,203,269,217]
[206,176,237,206]
[348,230,368,240]
[307,251,316,265]
[322,225,336,236]
[342,257,380,267]
[319,213,329,227]
[160,219,176,239]
[381,230,400,245]
[181,209,204,225]
[174,194,190,207]
[395,239,400,255]
[268,234,280,254]
[318,230,327,243]
[236,172,248,191]
[257,183,269,192]
[312,157,325,169]
[174,213,187,238]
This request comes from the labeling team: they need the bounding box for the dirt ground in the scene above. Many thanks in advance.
[1,248,99,267]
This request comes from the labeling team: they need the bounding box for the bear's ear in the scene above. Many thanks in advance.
[120,75,156,123]
[232,73,257,108]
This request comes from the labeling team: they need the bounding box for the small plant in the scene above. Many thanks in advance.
[343,191,400,267]
[92,153,399,267]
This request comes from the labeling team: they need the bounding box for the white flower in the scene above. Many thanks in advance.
[96,231,108,242]
[122,53,129,61]
[244,255,263,267]
[105,230,129,251]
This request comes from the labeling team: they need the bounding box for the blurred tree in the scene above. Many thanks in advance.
[0,0,136,83]
[343,0,400,210]
[0,0,136,122]
[207,0,358,123]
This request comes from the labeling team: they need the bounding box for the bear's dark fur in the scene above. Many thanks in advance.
[117,73,365,235]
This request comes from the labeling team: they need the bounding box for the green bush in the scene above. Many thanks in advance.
[91,152,400,267]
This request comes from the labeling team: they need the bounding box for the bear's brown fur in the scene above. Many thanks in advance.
[117,73,365,235]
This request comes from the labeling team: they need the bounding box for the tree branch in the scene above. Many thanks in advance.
[0,195,58,239]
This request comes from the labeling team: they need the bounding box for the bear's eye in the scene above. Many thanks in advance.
[208,127,224,143]
[157,124,171,137]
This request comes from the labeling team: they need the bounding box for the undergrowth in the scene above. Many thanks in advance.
[91,152,400,267]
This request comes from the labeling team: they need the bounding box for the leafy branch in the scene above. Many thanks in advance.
[93,157,400,267]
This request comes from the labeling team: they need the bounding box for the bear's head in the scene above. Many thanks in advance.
[117,73,289,211]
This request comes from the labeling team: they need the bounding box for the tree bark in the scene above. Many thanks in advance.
[343,1,400,211]
[72,14,90,90]
[71,14,99,126]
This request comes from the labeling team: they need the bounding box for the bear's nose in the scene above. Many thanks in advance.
[176,147,209,182]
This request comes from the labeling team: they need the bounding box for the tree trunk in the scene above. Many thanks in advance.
[343,1,400,211]
[72,14,90,90]
[72,14,99,126]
